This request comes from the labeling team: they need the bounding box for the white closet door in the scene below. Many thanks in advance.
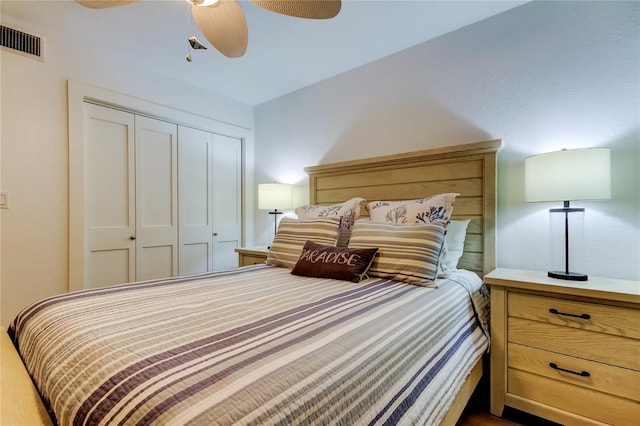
[212,134,242,270]
[84,103,136,288]
[178,126,213,275]
[135,116,178,281]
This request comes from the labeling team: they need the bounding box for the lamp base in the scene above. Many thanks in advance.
[268,210,283,236]
[548,270,588,281]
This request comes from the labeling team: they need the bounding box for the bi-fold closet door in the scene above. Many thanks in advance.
[135,115,179,281]
[84,102,241,289]
[178,126,242,275]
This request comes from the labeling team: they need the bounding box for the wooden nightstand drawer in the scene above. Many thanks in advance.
[235,247,269,267]
[486,268,640,425]
[509,292,640,339]
[241,255,266,265]
[508,317,639,370]
[508,343,640,401]
[508,369,639,425]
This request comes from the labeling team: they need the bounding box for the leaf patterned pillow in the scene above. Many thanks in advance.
[295,197,365,247]
[365,193,459,226]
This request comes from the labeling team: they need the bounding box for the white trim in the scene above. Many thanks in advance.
[68,81,255,291]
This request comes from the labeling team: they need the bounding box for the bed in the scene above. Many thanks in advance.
[7,139,500,425]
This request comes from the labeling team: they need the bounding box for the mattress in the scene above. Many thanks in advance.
[10,265,489,426]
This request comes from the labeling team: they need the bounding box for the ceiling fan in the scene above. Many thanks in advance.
[75,0,341,58]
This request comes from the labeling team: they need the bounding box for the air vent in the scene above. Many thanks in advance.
[0,25,45,61]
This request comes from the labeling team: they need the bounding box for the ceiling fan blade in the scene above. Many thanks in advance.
[249,0,340,19]
[75,0,137,9]
[192,0,248,58]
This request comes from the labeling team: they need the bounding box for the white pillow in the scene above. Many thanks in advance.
[444,219,471,271]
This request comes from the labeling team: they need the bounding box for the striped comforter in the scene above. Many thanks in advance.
[10,265,489,426]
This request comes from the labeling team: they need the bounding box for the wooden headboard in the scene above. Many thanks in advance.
[304,139,501,277]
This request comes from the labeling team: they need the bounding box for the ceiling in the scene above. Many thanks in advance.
[1,0,527,105]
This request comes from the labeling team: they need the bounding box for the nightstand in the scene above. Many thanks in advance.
[235,247,269,266]
[484,268,640,425]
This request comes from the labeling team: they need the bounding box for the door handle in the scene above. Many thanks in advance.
[213,232,218,237]
[130,235,136,240]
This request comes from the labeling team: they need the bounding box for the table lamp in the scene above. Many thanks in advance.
[258,183,293,236]
[525,148,611,281]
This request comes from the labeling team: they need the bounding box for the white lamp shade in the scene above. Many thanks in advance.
[258,183,293,210]
[525,148,611,202]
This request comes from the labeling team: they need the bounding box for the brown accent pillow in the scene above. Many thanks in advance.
[291,241,378,283]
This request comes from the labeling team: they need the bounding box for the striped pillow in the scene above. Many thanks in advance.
[266,217,342,269]
[348,220,446,287]
[295,197,365,247]
[365,193,459,279]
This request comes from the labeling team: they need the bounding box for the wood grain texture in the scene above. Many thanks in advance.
[509,292,640,338]
[508,343,640,401]
[508,317,640,370]
[305,139,501,277]
[508,369,638,425]
[484,269,640,305]
[485,270,640,425]
[489,286,507,416]
[235,247,269,266]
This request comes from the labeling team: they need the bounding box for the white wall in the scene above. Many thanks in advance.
[254,1,640,280]
[2,1,638,327]
[0,8,254,326]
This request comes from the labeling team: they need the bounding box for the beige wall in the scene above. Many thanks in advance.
[254,1,640,279]
[1,57,70,326]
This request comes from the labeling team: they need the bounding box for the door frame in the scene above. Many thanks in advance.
[68,81,255,291]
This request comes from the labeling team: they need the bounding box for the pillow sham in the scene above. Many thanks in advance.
[266,217,342,269]
[348,220,447,287]
[291,241,378,282]
[365,193,459,226]
[295,197,365,247]
[435,220,469,278]
[365,193,459,278]
[444,219,470,271]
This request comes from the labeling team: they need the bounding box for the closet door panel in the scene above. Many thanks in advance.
[138,246,174,280]
[178,126,213,275]
[89,250,131,289]
[135,116,178,281]
[84,103,136,288]
[212,134,242,270]
[180,244,209,275]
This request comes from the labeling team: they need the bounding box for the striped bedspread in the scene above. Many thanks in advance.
[10,265,489,426]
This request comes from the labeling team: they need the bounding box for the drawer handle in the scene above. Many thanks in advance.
[549,362,590,377]
[549,308,591,320]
